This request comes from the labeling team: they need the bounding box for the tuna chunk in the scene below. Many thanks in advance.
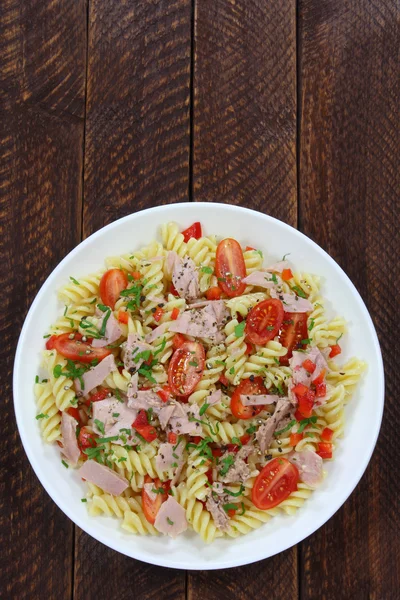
[256,397,292,453]
[172,256,199,301]
[145,322,170,343]
[218,445,254,484]
[74,354,117,396]
[165,251,181,279]
[92,397,137,441]
[126,389,163,411]
[79,460,128,495]
[158,403,177,429]
[240,394,280,406]
[61,412,81,466]
[169,302,228,339]
[206,389,222,406]
[154,496,188,538]
[265,260,290,273]
[288,450,323,487]
[167,403,203,436]
[205,494,230,532]
[242,270,281,288]
[91,308,122,348]
[121,333,153,373]
[270,289,313,312]
[155,440,184,472]
[289,347,328,389]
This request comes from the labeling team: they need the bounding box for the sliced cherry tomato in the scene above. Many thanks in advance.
[78,426,97,452]
[230,377,267,420]
[182,222,202,242]
[212,448,223,458]
[84,387,110,407]
[294,409,303,421]
[289,432,303,446]
[329,344,342,358]
[252,458,299,510]
[171,307,180,320]
[99,268,128,309]
[205,286,221,301]
[190,436,202,445]
[142,475,168,524]
[169,283,180,297]
[321,427,334,442]
[156,385,172,403]
[117,309,129,324]
[245,342,254,355]
[205,469,213,484]
[215,238,247,298]
[219,373,229,387]
[245,299,284,345]
[281,268,293,281]
[245,246,256,251]
[66,407,81,422]
[172,333,186,349]
[45,335,58,350]
[279,312,308,365]
[52,333,111,363]
[167,432,178,444]
[132,410,157,442]
[317,442,333,459]
[168,341,205,397]
[303,359,316,374]
[130,271,142,281]
[153,307,164,322]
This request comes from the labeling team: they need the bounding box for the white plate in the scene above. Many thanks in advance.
[13,203,384,570]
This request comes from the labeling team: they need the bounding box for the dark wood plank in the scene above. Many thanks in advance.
[193,0,297,223]
[0,0,86,597]
[75,1,191,597]
[299,1,400,598]
[82,0,192,236]
[190,1,298,598]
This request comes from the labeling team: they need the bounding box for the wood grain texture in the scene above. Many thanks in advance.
[189,2,298,598]
[83,0,192,236]
[0,0,86,597]
[192,0,297,223]
[75,1,191,597]
[299,1,400,599]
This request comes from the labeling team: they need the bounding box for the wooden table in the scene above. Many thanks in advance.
[2,1,399,598]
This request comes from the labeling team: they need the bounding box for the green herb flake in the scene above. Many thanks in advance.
[199,403,209,417]
[70,277,80,285]
[61,460,69,468]
[112,412,120,418]
[234,321,246,338]
[274,419,296,437]
[81,498,87,502]
[43,334,51,338]
[219,455,235,476]
[297,416,317,434]
[223,485,245,498]
[300,338,312,345]
[94,419,105,435]
[118,457,127,463]
[152,487,167,495]
[201,266,213,274]
[167,517,174,526]
[189,360,198,367]
[282,253,291,261]
[308,318,315,332]
[229,367,235,375]
[35,375,39,384]
[271,273,278,284]
[36,413,49,420]
[53,365,63,379]
[336,333,343,344]
[246,425,257,434]
[291,285,307,299]
[96,435,120,443]
[222,503,238,513]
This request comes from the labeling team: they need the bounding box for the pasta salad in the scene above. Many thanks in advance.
[35,221,366,542]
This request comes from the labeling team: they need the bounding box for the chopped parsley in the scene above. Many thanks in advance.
[94,419,105,435]
[229,367,235,375]
[36,413,49,420]
[96,435,119,443]
[201,266,213,274]
[152,487,167,495]
[120,283,143,310]
[223,485,245,497]
[35,375,39,384]
[61,460,69,468]
[308,318,315,331]
[166,517,174,526]
[189,360,198,367]
[222,503,238,513]
[81,498,87,502]
[219,455,234,476]
[53,360,89,389]
[234,321,246,338]
[254,249,263,258]
[336,333,343,343]
[291,285,307,299]
[246,425,257,434]
[69,277,80,285]
[199,403,209,416]
[97,304,112,336]
[270,273,278,284]
[297,416,317,434]
[300,338,312,345]
[274,419,296,436]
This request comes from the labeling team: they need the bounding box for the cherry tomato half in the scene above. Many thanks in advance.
[142,475,169,524]
[52,333,111,363]
[215,238,247,298]
[168,341,205,397]
[278,312,308,365]
[245,298,284,345]
[230,377,268,420]
[99,268,128,309]
[252,458,299,510]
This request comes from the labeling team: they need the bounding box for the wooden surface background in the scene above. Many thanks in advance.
[1,0,399,598]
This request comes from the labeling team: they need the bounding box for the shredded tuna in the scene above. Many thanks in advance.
[61,412,80,466]
[92,397,137,441]
[265,260,290,273]
[241,271,282,288]
[79,460,128,495]
[172,256,199,301]
[126,389,163,411]
[206,389,222,406]
[256,397,292,453]
[240,394,280,406]
[154,496,188,538]
[92,308,122,348]
[205,494,230,532]
[270,289,313,312]
[121,333,153,373]
[165,251,181,279]
[155,440,184,473]
[145,322,170,343]
[169,302,228,339]
[167,403,203,436]
[74,354,117,397]
[158,403,177,429]
[288,450,323,487]
[219,445,254,484]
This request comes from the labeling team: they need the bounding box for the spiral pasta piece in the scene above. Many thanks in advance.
[42,350,76,411]
[148,295,187,364]
[160,222,187,257]
[326,358,367,398]
[185,448,210,501]
[173,484,223,543]
[34,381,61,442]
[242,341,288,379]
[224,319,248,385]
[225,292,268,319]
[58,271,104,305]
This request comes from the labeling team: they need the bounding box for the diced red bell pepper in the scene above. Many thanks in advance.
[219,373,229,387]
[169,283,180,297]
[66,407,81,422]
[167,432,178,444]
[245,246,256,251]
[182,222,202,242]
[321,427,334,442]
[312,369,326,387]
[171,307,180,320]
[118,309,129,324]
[281,268,293,281]
[226,434,251,453]
[292,383,309,397]
[317,442,333,459]
[289,432,303,446]
[297,393,314,418]
[329,344,342,358]
[153,307,164,322]
[130,271,142,281]
[303,359,316,374]
[315,382,327,398]
[205,287,221,301]
[157,385,172,403]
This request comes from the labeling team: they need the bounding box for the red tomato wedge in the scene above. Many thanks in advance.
[252,458,299,510]
[172,333,186,350]
[230,377,267,420]
[142,475,168,524]
[245,299,284,345]
[45,335,58,350]
[52,333,111,363]
[99,268,128,309]
[279,312,308,365]
[182,222,202,242]
[78,426,97,453]
[168,341,205,397]
[215,238,247,298]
